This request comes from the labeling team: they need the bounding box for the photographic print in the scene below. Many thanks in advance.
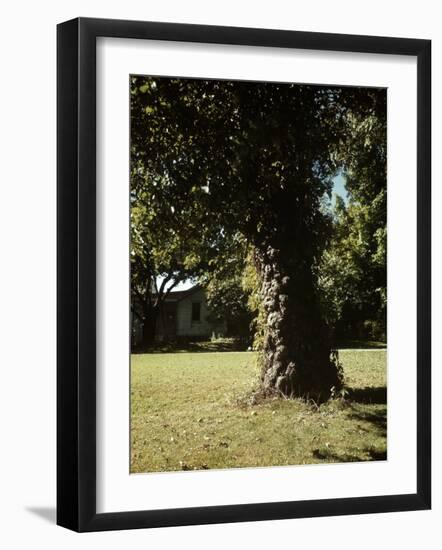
[129,76,387,474]
[57,18,430,531]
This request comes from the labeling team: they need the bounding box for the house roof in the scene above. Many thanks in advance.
[163,284,202,303]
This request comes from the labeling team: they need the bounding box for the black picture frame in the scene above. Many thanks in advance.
[57,17,431,532]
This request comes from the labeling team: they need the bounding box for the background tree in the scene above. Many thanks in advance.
[200,233,254,340]
[131,76,385,399]
[319,90,387,342]
[130,173,206,347]
[130,94,219,347]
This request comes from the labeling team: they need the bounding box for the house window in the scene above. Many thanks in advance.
[191,302,201,323]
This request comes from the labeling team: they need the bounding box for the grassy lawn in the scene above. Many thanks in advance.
[131,349,387,473]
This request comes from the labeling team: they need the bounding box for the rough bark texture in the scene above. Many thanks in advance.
[255,245,343,401]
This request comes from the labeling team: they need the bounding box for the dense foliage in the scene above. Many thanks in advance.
[319,91,387,342]
[130,76,386,397]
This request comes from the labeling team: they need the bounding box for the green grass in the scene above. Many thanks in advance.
[131,349,387,473]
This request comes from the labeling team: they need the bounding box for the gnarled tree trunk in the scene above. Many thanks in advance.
[255,244,343,401]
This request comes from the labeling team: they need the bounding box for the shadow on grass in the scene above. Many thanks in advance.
[349,407,387,432]
[134,338,386,354]
[347,386,387,433]
[133,338,250,354]
[347,386,387,404]
[312,447,387,462]
[313,386,387,463]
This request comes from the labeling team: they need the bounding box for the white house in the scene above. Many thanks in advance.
[155,285,226,341]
